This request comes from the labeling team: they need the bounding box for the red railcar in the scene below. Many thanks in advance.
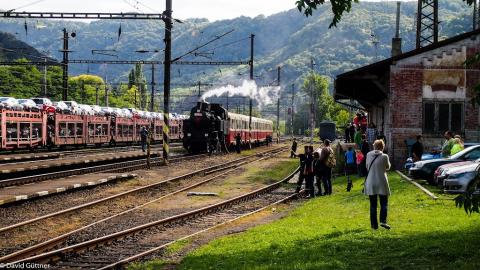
[86,115,110,145]
[111,116,135,145]
[0,109,185,151]
[1,109,46,150]
[226,112,273,147]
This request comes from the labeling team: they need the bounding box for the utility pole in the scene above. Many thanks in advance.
[81,81,85,104]
[43,57,47,97]
[291,83,295,139]
[197,81,201,97]
[151,64,155,111]
[248,34,255,148]
[310,57,315,144]
[62,28,69,101]
[95,85,99,105]
[104,84,109,107]
[163,0,172,164]
[276,66,281,143]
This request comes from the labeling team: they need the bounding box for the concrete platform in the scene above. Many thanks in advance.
[0,150,158,174]
[0,173,137,206]
[0,153,62,164]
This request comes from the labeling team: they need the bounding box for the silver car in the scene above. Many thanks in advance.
[443,163,480,194]
[17,99,40,112]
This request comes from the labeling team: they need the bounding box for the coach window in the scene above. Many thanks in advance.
[76,124,83,136]
[60,123,67,137]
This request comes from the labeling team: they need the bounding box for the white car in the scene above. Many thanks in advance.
[0,97,22,110]
[17,99,40,112]
[32,97,56,113]
[54,101,69,113]
[78,104,94,115]
[60,101,80,115]
[90,105,104,116]
[122,108,133,118]
[101,107,114,116]
[114,108,125,117]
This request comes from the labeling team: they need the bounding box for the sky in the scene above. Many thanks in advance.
[0,0,415,22]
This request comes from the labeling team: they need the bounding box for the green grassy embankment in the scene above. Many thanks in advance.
[179,173,480,270]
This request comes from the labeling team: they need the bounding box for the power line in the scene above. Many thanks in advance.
[172,29,235,62]
[9,0,47,12]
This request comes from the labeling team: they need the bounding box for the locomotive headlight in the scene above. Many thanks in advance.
[187,133,191,137]
[205,133,209,137]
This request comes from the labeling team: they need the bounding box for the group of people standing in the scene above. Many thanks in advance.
[291,133,392,230]
[410,130,464,162]
[292,139,335,198]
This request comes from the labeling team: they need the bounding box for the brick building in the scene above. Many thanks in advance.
[334,29,480,168]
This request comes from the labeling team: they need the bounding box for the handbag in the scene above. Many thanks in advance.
[361,154,380,194]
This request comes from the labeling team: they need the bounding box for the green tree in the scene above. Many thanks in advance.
[296,0,475,27]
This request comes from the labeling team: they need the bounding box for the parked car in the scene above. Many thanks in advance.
[54,101,70,113]
[101,107,114,116]
[409,145,480,184]
[78,104,94,115]
[61,101,80,115]
[90,105,104,116]
[434,159,480,185]
[32,97,56,113]
[17,99,40,112]
[443,163,480,194]
[0,97,23,110]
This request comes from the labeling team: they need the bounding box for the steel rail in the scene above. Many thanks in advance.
[7,165,299,266]
[0,147,288,263]
[100,193,299,269]
[0,146,286,234]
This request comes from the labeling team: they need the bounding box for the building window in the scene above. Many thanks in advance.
[423,101,464,134]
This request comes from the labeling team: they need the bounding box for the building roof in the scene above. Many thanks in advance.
[334,28,480,108]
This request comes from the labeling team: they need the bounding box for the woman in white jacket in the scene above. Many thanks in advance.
[365,139,391,230]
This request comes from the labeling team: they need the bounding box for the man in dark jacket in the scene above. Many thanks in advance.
[291,138,297,158]
[140,126,148,152]
[235,133,242,154]
[304,146,315,198]
[295,145,309,193]
[411,135,424,162]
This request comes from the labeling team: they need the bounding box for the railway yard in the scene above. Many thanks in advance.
[0,140,301,269]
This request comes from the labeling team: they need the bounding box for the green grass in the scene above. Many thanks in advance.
[247,159,299,185]
[179,173,480,270]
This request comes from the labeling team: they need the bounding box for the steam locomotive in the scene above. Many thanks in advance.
[183,101,273,153]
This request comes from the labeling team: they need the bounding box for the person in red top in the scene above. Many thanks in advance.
[353,113,361,127]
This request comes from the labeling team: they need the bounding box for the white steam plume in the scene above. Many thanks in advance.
[201,80,280,109]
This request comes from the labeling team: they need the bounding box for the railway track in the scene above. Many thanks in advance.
[0,138,294,188]
[0,146,289,262]
[0,149,190,188]
[0,142,184,165]
[4,165,299,269]
[0,141,183,155]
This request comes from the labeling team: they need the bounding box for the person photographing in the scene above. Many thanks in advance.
[364,139,391,230]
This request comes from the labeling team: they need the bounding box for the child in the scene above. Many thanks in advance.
[356,149,364,177]
[344,147,356,191]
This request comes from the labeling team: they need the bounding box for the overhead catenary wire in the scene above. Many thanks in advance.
[8,0,47,12]
[172,29,235,62]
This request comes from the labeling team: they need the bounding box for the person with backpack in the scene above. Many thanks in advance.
[364,139,391,230]
[344,146,356,192]
[319,139,335,195]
